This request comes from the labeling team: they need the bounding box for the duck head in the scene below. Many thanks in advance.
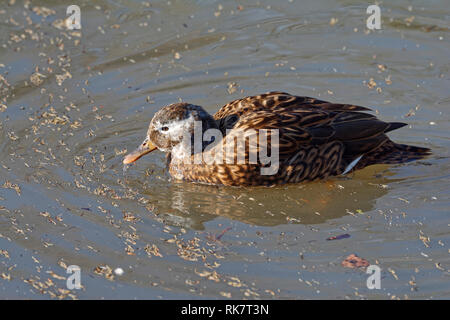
[123,103,218,164]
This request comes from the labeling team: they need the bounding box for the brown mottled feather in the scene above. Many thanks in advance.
[143,92,430,186]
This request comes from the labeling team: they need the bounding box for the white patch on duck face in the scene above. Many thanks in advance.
[154,114,195,139]
[152,114,197,158]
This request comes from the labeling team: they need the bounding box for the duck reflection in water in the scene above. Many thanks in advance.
[143,165,399,230]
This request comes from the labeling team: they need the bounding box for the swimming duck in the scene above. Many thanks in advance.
[123,91,430,186]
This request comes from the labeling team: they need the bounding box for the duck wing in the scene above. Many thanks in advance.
[213,91,372,134]
[219,93,408,174]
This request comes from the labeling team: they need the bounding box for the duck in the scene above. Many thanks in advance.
[123,91,430,186]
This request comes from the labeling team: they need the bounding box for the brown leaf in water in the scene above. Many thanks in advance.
[341,254,370,269]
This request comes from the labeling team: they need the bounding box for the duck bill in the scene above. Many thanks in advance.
[123,139,157,164]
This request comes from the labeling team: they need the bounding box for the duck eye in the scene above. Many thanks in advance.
[161,126,169,132]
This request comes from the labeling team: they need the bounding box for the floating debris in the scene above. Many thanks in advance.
[114,268,124,276]
[2,181,21,196]
[144,244,163,257]
[367,78,377,89]
[388,267,399,280]
[94,265,114,281]
[206,227,231,242]
[341,254,370,269]
[326,233,350,241]
[30,71,46,86]
[195,269,220,282]
[227,81,238,94]
[0,250,10,259]
[55,70,72,86]
[122,212,138,222]
[0,273,11,281]
[32,6,56,18]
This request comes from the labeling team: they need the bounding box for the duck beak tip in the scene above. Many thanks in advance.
[123,140,157,164]
[122,154,136,165]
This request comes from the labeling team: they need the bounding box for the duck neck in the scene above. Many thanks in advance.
[170,112,219,162]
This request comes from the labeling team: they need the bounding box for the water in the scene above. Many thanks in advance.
[0,0,449,299]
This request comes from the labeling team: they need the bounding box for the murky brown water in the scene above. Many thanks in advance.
[0,0,449,299]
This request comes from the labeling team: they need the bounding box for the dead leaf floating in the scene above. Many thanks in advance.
[326,233,350,241]
[341,254,370,269]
